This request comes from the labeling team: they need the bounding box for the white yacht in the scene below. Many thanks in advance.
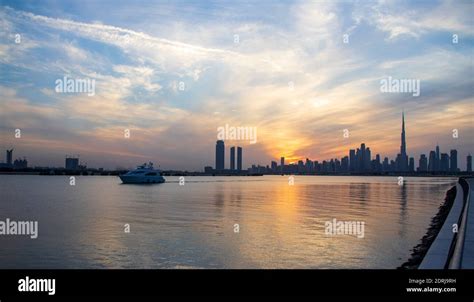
[119,162,165,184]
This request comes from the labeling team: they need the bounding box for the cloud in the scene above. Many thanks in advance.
[112,65,162,92]
[0,2,472,169]
[353,0,474,41]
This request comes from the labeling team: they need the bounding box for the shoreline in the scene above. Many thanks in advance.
[0,171,469,177]
[399,185,457,269]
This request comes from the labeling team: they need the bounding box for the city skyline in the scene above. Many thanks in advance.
[0,1,473,170]
[2,112,472,173]
[249,112,472,174]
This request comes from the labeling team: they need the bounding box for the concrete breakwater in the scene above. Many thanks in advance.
[399,185,457,269]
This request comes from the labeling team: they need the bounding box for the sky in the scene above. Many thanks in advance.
[0,0,473,170]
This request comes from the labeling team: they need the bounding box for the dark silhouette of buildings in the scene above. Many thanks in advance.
[393,112,409,172]
[65,156,79,170]
[349,149,356,171]
[13,158,28,169]
[215,140,225,171]
[450,149,458,172]
[398,112,408,171]
[6,149,13,167]
[230,146,236,170]
[440,153,449,172]
[237,147,242,171]
[428,150,436,172]
[418,154,428,172]
[409,157,415,172]
[435,145,440,171]
[0,149,28,169]
[271,161,277,172]
[263,112,470,175]
[211,143,243,174]
[468,154,472,172]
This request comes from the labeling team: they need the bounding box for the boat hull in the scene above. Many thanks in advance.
[119,175,166,184]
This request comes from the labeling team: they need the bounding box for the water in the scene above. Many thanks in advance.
[0,175,456,269]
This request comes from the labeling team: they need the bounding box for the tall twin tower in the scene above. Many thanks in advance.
[399,111,409,171]
[215,140,242,171]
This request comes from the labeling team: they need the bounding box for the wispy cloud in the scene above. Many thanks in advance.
[0,1,472,170]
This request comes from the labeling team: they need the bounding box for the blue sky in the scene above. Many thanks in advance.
[0,0,473,170]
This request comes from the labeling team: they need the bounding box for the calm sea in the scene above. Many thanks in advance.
[0,175,457,268]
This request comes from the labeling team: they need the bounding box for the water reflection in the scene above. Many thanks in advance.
[398,180,408,237]
[0,175,457,269]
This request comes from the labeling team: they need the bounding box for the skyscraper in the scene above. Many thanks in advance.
[6,149,13,167]
[418,154,428,172]
[271,161,277,172]
[399,112,408,171]
[409,157,414,172]
[230,146,236,170]
[349,149,356,172]
[440,153,449,172]
[467,154,472,172]
[280,157,285,173]
[435,145,440,171]
[363,147,371,171]
[450,149,457,172]
[359,144,366,171]
[215,140,225,171]
[14,158,28,169]
[298,160,304,173]
[341,156,349,172]
[237,147,242,171]
[374,154,381,172]
[65,156,79,170]
[383,157,389,172]
[305,158,313,173]
[428,151,436,172]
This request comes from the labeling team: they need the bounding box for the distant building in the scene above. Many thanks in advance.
[334,158,341,172]
[341,156,349,172]
[390,159,396,171]
[13,158,27,169]
[359,143,366,171]
[297,160,304,173]
[418,154,428,172]
[204,166,213,174]
[382,157,389,172]
[399,112,408,171]
[450,149,458,172]
[435,145,440,171]
[65,157,79,170]
[280,157,285,173]
[349,149,356,172]
[409,157,414,172]
[428,151,436,172]
[237,147,242,171]
[230,146,235,170]
[440,153,449,172]
[215,140,225,171]
[371,154,382,173]
[365,147,371,171]
[305,158,313,173]
[271,161,278,172]
[467,154,472,172]
[395,153,401,171]
[6,149,13,167]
